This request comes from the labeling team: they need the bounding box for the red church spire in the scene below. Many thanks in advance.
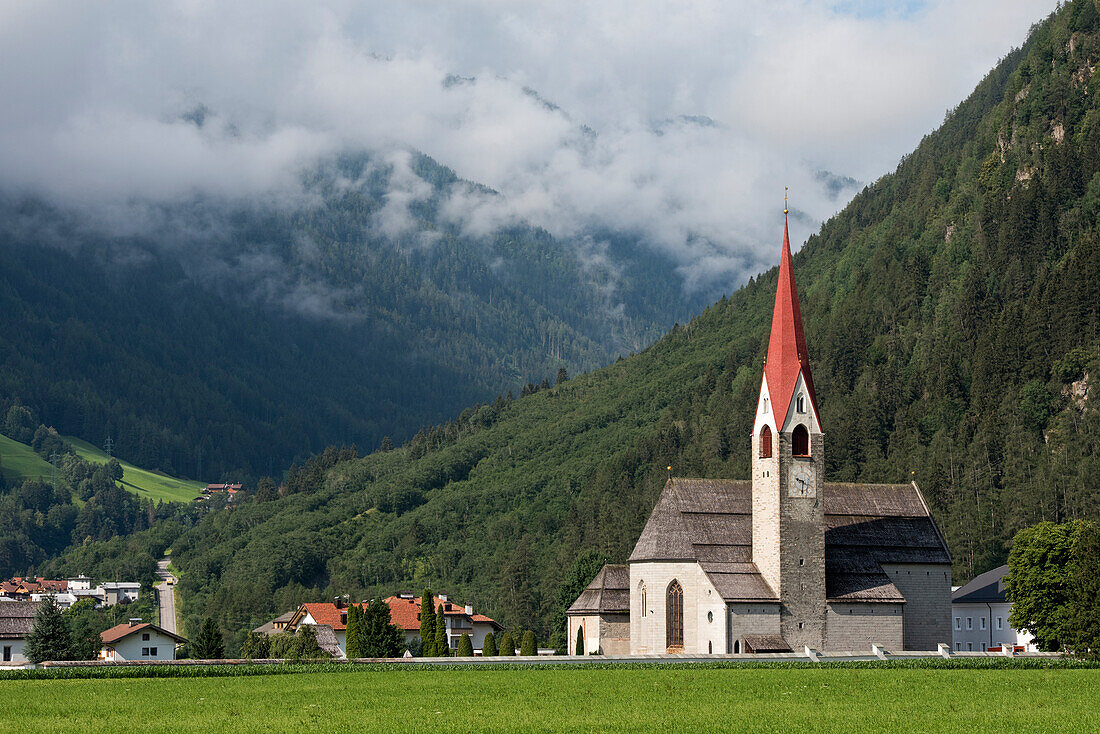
[763,203,820,429]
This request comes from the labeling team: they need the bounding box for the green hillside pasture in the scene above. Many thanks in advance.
[0,432,56,484]
[2,666,1097,733]
[64,436,203,503]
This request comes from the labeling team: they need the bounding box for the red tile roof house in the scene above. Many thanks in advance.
[286,594,501,658]
[100,620,188,662]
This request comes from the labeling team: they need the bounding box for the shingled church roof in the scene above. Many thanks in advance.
[628,478,950,603]
[566,564,630,615]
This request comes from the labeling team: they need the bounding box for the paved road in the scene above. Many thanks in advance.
[154,558,178,634]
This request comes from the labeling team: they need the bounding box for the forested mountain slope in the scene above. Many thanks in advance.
[0,152,703,478]
[46,1,1100,650]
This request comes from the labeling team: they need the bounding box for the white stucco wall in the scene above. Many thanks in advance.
[630,562,726,654]
[567,614,601,655]
[952,601,1036,652]
[1,638,27,664]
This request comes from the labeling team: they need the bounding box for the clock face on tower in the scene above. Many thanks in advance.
[788,465,816,498]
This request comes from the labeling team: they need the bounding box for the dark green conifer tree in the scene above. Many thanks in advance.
[24,596,73,663]
[433,603,447,656]
[344,604,363,658]
[575,627,584,656]
[498,631,515,656]
[520,629,537,656]
[362,597,404,657]
[456,633,473,657]
[192,617,225,659]
[482,631,497,657]
[419,589,435,657]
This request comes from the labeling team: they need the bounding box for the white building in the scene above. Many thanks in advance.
[30,592,78,609]
[100,582,141,606]
[951,565,1036,653]
[99,620,187,661]
[0,601,39,664]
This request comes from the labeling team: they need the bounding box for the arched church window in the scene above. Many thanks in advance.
[640,583,647,617]
[760,426,772,458]
[666,580,684,653]
[792,424,810,457]
[797,394,805,413]
[762,397,769,414]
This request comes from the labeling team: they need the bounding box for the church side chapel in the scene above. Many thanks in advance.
[569,206,952,655]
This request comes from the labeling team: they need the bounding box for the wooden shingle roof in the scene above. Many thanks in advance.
[628,478,950,603]
[566,564,629,615]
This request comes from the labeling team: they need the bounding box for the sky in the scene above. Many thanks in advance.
[0,0,1060,291]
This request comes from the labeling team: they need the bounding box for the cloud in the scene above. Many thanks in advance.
[0,0,1058,293]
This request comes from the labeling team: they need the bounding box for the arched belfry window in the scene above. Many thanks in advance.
[762,397,769,414]
[796,394,806,413]
[640,582,647,617]
[792,424,810,457]
[666,580,684,653]
[760,425,773,459]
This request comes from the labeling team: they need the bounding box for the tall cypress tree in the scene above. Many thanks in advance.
[575,626,584,656]
[520,630,537,656]
[433,603,447,656]
[344,604,362,658]
[498,631,515,656]
[482,631,497,657]
[419,589,435,657]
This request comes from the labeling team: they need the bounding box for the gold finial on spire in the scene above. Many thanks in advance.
[784,187,788,215]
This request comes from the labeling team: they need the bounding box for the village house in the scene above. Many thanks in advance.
[281,593,502,657]
[198,483,243,502]
[572,212,953,655]
[951,565,1037,653]
[0,601,39,664]
[385,593,503,653]
[99,619,188,662]
[0,576,139,609]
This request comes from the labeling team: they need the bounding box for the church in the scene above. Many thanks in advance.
[568,212,952,655]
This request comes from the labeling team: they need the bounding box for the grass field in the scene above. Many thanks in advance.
[0,433,56,484]
[1,665,1097,733]
[64,436,203,503]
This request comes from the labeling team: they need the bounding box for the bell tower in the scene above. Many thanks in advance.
[751,196,826,650]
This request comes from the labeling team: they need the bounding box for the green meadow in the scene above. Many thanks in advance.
[64,436,204,503]
[2,665,1097,733]
[0,433,56,484]
[0,431,202,503]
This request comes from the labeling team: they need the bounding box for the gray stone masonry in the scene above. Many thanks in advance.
[777,429,826,650]
[883,564,952,651]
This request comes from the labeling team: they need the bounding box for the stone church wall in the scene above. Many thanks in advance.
[883,563,952,651]
[599,613,631,655]
[567,613,631,655]
[727,602,781,653]
[824,603,904,651]
[629,562,726,654]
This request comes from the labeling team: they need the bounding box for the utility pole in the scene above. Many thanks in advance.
[104,436,113,459]
[50,453,60,490]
